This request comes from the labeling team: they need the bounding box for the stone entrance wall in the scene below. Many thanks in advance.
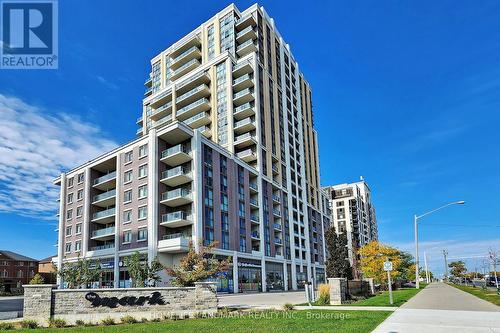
[23,282,217,325]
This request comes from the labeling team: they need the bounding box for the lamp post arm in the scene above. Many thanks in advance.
[416,202,463,220]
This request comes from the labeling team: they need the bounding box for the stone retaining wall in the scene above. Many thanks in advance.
[23,282,217,326]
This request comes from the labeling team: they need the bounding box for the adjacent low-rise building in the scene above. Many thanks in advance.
[0,250,38,292]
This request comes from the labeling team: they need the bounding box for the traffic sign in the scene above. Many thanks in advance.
[384,261,393,271]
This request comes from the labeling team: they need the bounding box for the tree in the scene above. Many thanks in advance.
[358,241,403,285]
[397,251,415,281]
[325,228,352,279]
[29,274,45,285]
[165,241,230,287]
[124,251,164,287]
[448,261,467,278]
[56,256,102,289]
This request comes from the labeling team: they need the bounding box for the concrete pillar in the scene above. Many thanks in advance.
[23,284,55,325]
[363,277,375,295]
[232,253,238,293]
[328,278,347,305]
[261,257,266,292]
[283,261,288,291]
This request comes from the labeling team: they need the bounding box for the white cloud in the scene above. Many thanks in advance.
[0,94,117,221]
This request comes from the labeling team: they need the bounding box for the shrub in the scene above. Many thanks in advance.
[101,317,115,326]
[29,274,45,285]
[140,318,148,323]
[75,320,85,326]
[121,315,138,324]
[283,303,294,311]
[19,320,38,329]
[0,323,15,330]
[48,318,67,328]
[316,283,330,305]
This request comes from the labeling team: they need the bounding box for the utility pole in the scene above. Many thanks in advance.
[443,250,449,282]
[424,251,430,283]
[490,249,498,289]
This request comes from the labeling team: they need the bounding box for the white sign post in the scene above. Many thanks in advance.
[384,261,394,305]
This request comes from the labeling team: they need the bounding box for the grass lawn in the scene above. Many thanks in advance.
[450,284,500,306]
[13,311,391,333]
[348,287,423,307]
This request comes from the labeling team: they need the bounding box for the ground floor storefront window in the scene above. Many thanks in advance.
[208,268,234,293]
[238,259,262,292]
[296,266,308,290]
[315,269,325,286]
[265,262,284,291]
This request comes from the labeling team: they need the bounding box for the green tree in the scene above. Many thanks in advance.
[56,256,102,288]
[165,241,230,287]
[29,274,45,285]
[124,251,164,287]
[448,261,467,278]
[397,251,415,281]
[325,228,352,279]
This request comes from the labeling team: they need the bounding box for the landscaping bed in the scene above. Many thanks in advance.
[450,284,500,306]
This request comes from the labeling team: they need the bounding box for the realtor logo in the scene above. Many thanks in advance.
[1,0,58,69]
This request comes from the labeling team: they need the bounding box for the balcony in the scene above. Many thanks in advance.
[144,87,152,96]
[196,125,212,137]
[89,243,115,255]
[233,73,253,91]
[176,71,210,92]
[184,111,211,128]
[274,238,282,245]
[144,77,152,87]
[160,188,192,207]
[136,128,143,136]
[273,209,281,218]
[272,164,279,175]
[91,226,115,240]
[150,101,173,120]
[176,84,210,107]
[155,115,173,129]
[170,46,201,70]
[250,214,259,224]
[237,148,257,162]
[160,211,191,228]
[236,14,256,30]
[272,194,280,204]
[233,102,255,120]
[149,89,172,108]
[251,231,260,240]
[176,97,210,121]
[234,117,255,135]
[234,132,256,149]
[91,207,116,224]
[273,223,282,231]
[158,233,190,253]
[136,116,143,125]
[236,26,257,43]
[233,61,253,77]
[160,144,191,166]
[160,166,191,187]
[171,58,200,81]
[236,39,257,57]
[92,189,116,207]
[233,88,254,106]
[249,182,258,193]
[249,198,258,208]
[92,171,116,190]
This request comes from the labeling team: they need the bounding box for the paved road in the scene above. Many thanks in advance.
[373,282,500,333]
[218,291,306,309]
[0,297,23,320]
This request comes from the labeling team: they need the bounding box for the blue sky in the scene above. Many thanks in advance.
[1,0,499,276]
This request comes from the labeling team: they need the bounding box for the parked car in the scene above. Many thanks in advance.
[402,281,416,288]
[487,276,498,287]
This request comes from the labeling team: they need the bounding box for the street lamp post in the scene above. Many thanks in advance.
[414,201,465,289]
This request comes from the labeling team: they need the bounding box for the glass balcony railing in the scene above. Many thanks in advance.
[152,101,173,115]
[172,58,199,76]
[172,45,199,63]
[177,71,209,90]
[233,88,253,100]
[274,223,282,231]
[235,132,255,143]
[91,226,115,238]
[155,115,173,128]
[273,209,281,217]
[233,73,252,86]
[161,166,188,179]
[250,214,259,222]
[162,211,188,223]
[162,232,190,240]
[92,207,115,220]
[249,182,258,191]
[161,188,191,201]
[93,171,116,185]
[234,117,253,129]
[237,148,255,158]
[144,87,152,95]
[251,231,260,238]
[237,39,255,52]
[236,26,255,39]
[185,111,209,126]
[272,194,280,202]
[161,144,187,159]
[177,98,209,117]
[274,238,282,245]
[250,198,258,206]
[234,102,254,114]
[92,189,116,203]
[90,244,115,251]
[176,84,208,104]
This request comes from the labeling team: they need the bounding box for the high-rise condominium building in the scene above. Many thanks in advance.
[55,3,330,293]
[323,178,378,270]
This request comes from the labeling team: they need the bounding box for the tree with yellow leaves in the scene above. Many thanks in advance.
[358,241,405,285]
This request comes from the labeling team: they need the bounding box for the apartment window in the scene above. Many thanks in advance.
[17,270,23,278]
[77,173,84,184]
[66,209,73,220]
[124,150,133,164]
[239,236,246,252]
[123,210,132,224]
[75,224,82,235]
[67,193,73,204]
[207,24,215,59]
[65,226,72,237]
[138,185,148,199]
[139,144,148,158]
[77,189,83,200]
[138,228,147,242]
[76,206,83,217]
[65,242,71,253]
[138,206,147,220]
[75,241,81,252]
[123,230,132,243]
[138,164,148,178]
[124,189,132,203]
[336,201,344,207]
[0,261,7,266]
[124,170,133,183]
[67,177,74,188]
[0,270,7,278]
[18,261,24,266]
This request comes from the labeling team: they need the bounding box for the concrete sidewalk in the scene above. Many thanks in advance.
[373,282,500,333]
[294,305,396,312]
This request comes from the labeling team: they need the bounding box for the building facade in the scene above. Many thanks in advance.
[0,250,38,292]
[55,4,330,292]
[323,178,378,271]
